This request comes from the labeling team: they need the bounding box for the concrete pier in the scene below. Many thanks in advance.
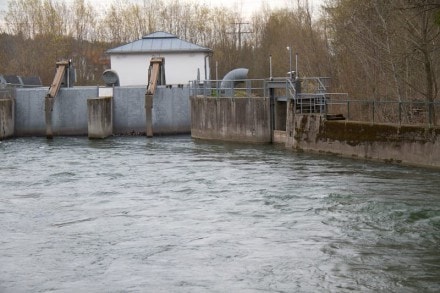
[0,98,14,139]
[88,96,113,139]
[190,96,271,143]
[145,94,153,137]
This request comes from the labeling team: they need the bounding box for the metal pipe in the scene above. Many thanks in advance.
[67,60,70,88]
[204,54,209,80]
[295,53,298,78]
[220,68,249,89]
[269,55,272,80]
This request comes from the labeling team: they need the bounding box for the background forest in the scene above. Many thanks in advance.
[0,0,439,106]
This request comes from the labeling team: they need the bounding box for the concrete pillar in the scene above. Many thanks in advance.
[285,98,295,148]
[45,95,54,139]
[145,94,153,137]
[0,98,14,140]
[87,96,112,139]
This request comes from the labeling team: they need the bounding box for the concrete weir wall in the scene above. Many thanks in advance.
[14,86,190,136]
[113,86,190,135]
[16,87,96,136]
[190,96,271,143]
[0,98,14,139]
[286,114,440,168]
[88,96,112,138]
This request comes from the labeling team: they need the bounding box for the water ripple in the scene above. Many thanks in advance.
[0,136,439,292]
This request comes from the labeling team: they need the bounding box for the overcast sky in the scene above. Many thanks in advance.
[197,0,325,18]
[0,0,325,23]
[89,0,326,19]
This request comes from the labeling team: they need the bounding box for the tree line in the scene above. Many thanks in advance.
[0,0,439,107]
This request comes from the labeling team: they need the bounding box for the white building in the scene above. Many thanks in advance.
[107,31,212,86]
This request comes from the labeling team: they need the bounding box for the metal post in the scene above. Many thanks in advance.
[269,87,275,143]
[287,46,292,80]
[372,100,375,124]
[428,101,432,127]
[295,53,298,78]
[215,61,219,97]
[399,101,402,125]
[67,62,70,88]
[269,55,273,80]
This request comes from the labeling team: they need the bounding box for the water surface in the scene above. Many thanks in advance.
[0,136,439,292]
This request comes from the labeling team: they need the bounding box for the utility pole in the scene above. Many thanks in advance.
[229,22,252,50]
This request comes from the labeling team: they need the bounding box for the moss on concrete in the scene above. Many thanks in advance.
[318,121,439,145]
[289,114,440,168]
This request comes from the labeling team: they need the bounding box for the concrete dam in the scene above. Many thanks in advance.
[189,78,440,169]
[1,61,439,169]
[1,86,190,138]
[1,57,190,139]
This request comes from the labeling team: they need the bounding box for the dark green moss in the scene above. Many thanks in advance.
[318,121,439,145]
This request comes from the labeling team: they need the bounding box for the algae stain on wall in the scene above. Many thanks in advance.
[289,114,440,168]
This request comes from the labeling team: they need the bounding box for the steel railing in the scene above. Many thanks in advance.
[189,79,267,97]
[0,88,15,99]
[327,99,440,127]
[189,78,439,127]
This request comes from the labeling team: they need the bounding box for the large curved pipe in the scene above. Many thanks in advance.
[102,69,120,87]
[220,68,249,89]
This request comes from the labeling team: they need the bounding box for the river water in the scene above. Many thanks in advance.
[0,136,439,292]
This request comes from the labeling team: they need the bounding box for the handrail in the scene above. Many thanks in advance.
[189,79,266,97]
[189,78,439,126]
[326,99,440,127]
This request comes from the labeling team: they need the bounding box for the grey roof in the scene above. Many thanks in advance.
[107,31,212,54]
[21,76,42,86]
[3,75,21,85]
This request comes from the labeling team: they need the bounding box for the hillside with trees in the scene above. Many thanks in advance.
[0,0,439,107]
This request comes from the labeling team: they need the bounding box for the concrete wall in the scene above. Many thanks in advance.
[273,130,286,144]
[286,114,440,168]
[154,86,191,134]
[190,96,271,143]
[112,87,146,135]
[0,98,14,139]
[15,87,94,136]
[113,86,190,135]
[14,86,190,137]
